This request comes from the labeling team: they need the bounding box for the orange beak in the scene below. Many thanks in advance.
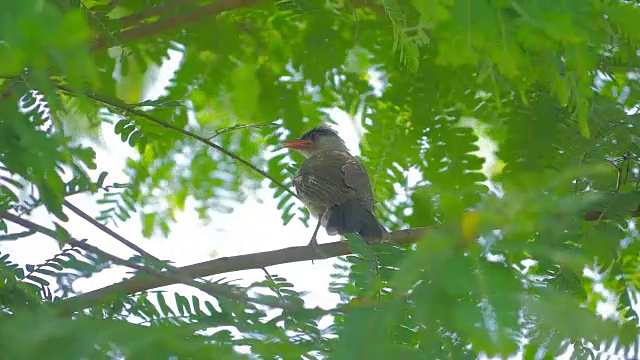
[282,139,312,150]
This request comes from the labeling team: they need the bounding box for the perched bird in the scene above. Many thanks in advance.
[283,124,388,248]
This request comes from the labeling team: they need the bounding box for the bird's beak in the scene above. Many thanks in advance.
[282,139,312,150]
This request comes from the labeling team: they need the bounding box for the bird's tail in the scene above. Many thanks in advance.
[322,199,388,244]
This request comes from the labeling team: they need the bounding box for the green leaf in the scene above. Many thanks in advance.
[114,119,129,134]
[230,62,260,121]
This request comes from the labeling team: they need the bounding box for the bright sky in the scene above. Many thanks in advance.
[1,49,634,359]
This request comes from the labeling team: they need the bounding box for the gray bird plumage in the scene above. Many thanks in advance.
[285,125,387,245]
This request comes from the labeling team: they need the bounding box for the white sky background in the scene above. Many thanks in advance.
[1,49,636,359]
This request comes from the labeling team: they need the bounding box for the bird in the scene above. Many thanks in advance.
[282,124,388,250]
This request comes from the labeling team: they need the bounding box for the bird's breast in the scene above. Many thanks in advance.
[293,174,328,218]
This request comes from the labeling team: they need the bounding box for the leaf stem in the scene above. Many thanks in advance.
[55,85,299,200]
[63,199,161,263]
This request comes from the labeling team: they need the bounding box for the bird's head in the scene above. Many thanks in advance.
[282,124,349,158]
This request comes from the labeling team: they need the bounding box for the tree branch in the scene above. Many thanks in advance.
[56,227,430,313]
[94,0,387,49]
[583,204,640,221]
[45,198,640,314]
[118,0,204,28]
[55,85,298,200]
[0,211,290,310]
[94,0,261,49]
[350,0,385,15]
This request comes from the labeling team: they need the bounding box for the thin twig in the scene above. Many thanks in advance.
[260,267,286,305]
[63,199,162,263]
[55,85,298,200]
[0,211,290,310]
[207,122,278,140]
[0,229,36,241]
[17,183,97,216]
[1,75,286,196]
[0,212,59,239]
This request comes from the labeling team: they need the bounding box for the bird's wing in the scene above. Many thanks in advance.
[341,156,376,212]
[294,151,375,211]
[293,172,351,207]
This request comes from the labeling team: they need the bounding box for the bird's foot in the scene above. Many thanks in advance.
[307,236,318,247]
[306,237,327,261]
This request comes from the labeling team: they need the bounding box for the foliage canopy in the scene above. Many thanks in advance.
[1,0,640,358]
